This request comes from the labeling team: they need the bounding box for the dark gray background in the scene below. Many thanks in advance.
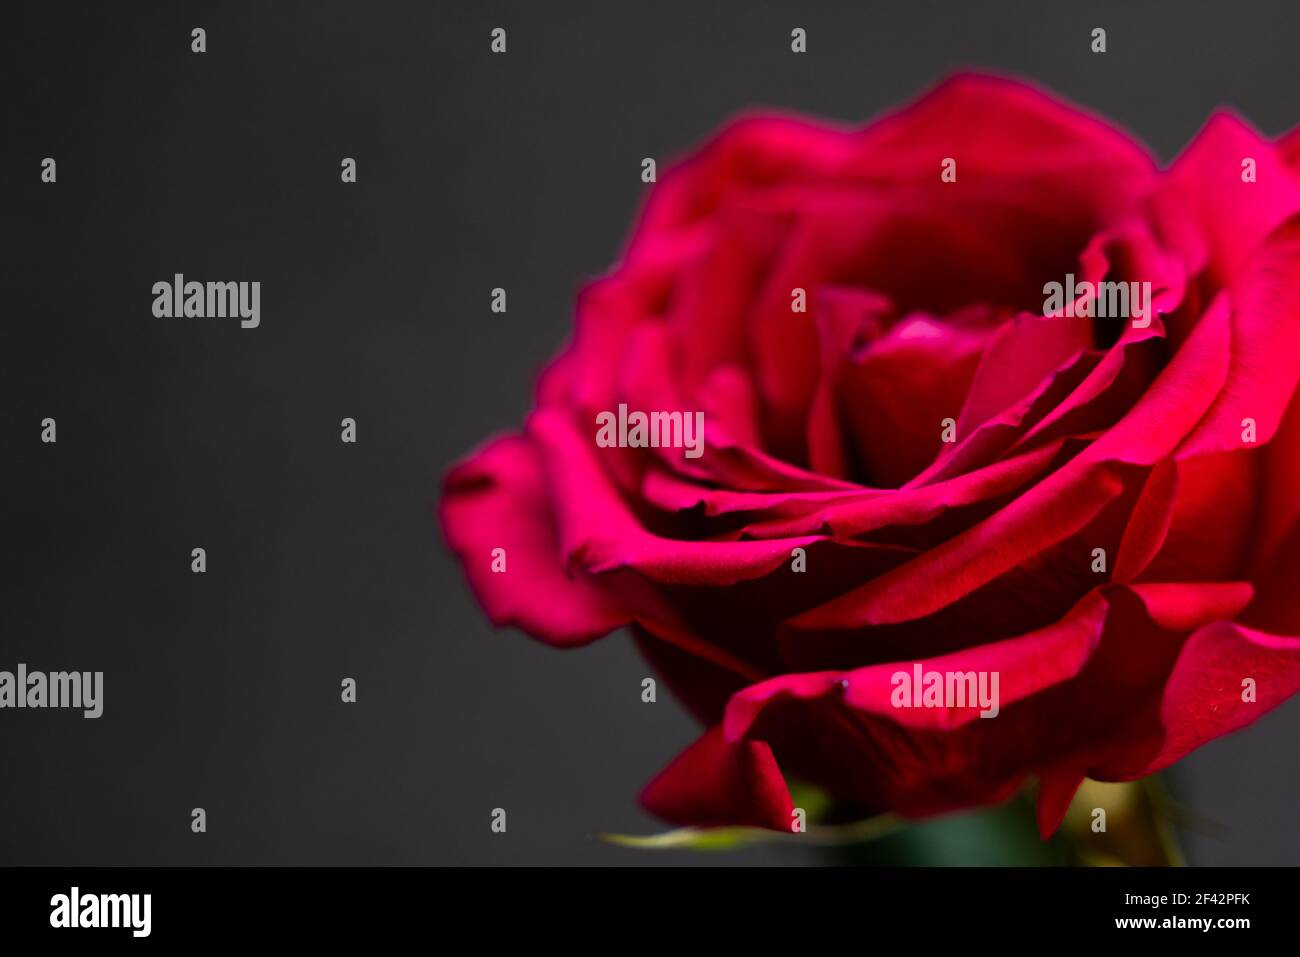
[2,0,1296,865]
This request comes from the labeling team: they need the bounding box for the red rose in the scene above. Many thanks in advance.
[440,75,1300,835]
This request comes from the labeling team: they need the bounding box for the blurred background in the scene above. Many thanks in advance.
[3,0,1297,865]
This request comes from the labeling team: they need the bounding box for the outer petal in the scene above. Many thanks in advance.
[1089,620,1300,779]
[440,434,630,646]
[845,74,1154,194]
[1149,112,1300,286]
[1175,215,1300,458]
[689,584,1258,830]
[639,725,794,830]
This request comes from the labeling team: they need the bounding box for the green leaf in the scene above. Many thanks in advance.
[598,813,904,852]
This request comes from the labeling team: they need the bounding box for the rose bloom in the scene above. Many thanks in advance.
[441,75,1300,835]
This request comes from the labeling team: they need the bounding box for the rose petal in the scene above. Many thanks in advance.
[440,435,630,646]
[639,725,794,830]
